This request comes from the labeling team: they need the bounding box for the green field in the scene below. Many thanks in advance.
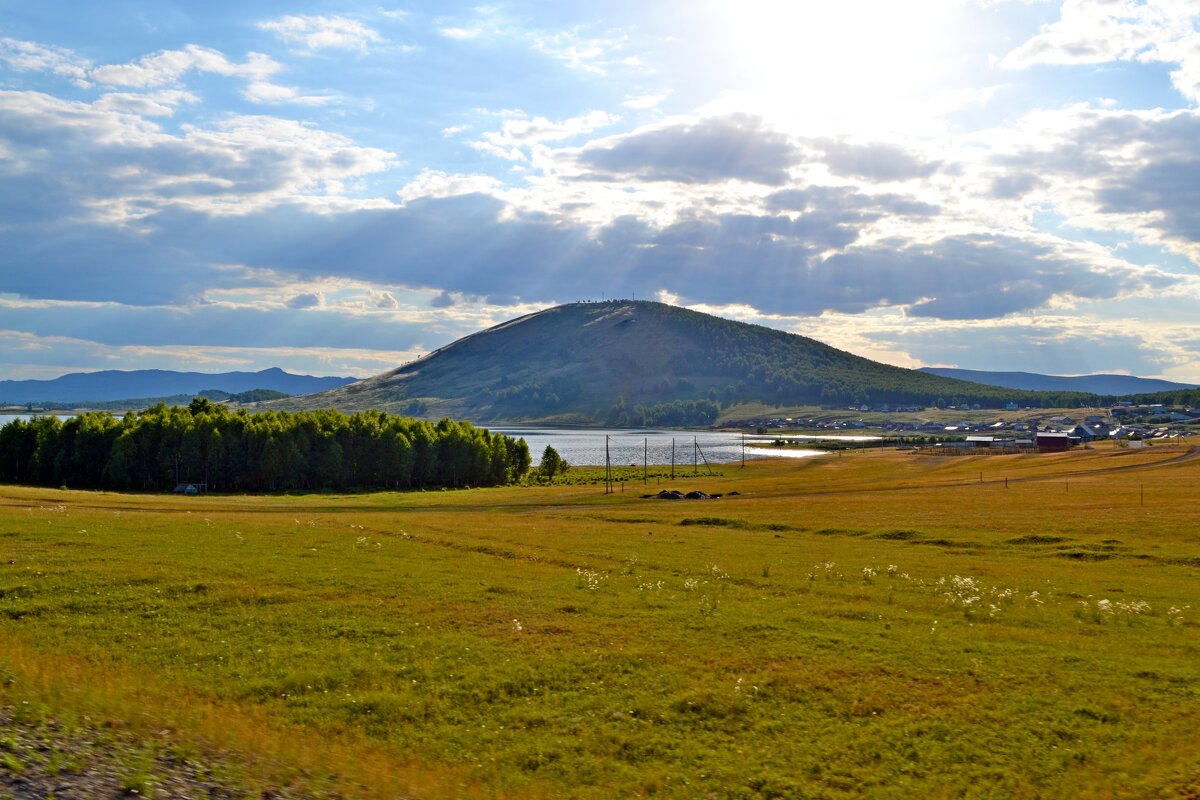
[2,443,1198,798]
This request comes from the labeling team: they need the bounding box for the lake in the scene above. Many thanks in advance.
[489,427,872,466]
[0,413,67,424]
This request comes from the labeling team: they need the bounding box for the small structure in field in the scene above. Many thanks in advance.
[1035,432,1072,452]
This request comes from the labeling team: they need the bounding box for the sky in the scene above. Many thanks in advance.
[2,1,1200,383]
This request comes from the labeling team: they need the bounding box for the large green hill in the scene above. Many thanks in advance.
[279,301,1083,423]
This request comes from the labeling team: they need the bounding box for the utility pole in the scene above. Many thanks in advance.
[605,435,612,494]
[644,438,648,485]
[697,439,713,475]
[671,437,675,479]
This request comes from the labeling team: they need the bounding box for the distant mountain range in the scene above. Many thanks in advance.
[917,368,1196,396]
[10,318,1189,417]
[0,367,358,406]
[276,301,1053,424]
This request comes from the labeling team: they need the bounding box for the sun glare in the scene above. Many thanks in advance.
[699,0,966,132]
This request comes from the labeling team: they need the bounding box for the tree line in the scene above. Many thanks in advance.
[607,398,721,427]
[0,398,531,492]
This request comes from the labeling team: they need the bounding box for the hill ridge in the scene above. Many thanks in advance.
[0,367,358,405]
[918,367,1196,395]
[278,301,1084,423]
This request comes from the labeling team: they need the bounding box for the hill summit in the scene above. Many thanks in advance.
[281,301,1035,423]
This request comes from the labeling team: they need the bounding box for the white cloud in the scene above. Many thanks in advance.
[470,110,619,161]
[1001,1,1200,102]
[242,81,336,106]
[622,93,669,110]
[979,103,1200,261]
[0,90,396,220]
[440,26,483,40]
[93,90,198,117]
[397,169,504,203]
[258,15,384,52]
[474,107,525,118]
[532,27,630,75]
[2,38,328,109]
[0,37,92,87]
[90,44,280,88]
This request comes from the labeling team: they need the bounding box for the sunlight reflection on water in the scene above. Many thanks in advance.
[488,427,876,466]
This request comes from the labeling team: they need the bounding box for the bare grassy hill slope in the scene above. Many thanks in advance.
[279,301,1067,422]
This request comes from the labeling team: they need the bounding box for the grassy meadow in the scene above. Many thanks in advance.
[2,442,1199,798]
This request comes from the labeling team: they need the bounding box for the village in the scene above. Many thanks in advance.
[728,401,1200,450]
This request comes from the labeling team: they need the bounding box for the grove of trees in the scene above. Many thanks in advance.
[0,399,531,492]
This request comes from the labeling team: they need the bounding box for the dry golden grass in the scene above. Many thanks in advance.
[2,440,1198,798]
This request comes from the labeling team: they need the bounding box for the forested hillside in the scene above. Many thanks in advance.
[281,301,1097,423]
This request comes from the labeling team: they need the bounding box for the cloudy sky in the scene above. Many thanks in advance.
[2,1,1200,383]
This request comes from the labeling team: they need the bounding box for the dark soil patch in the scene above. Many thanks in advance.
[1006,535,1070,545]
[0,705,343,800]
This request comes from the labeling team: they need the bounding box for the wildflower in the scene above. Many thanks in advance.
[1116,600,1150,615]
[813,561,842,581]
[576,568,607,591]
